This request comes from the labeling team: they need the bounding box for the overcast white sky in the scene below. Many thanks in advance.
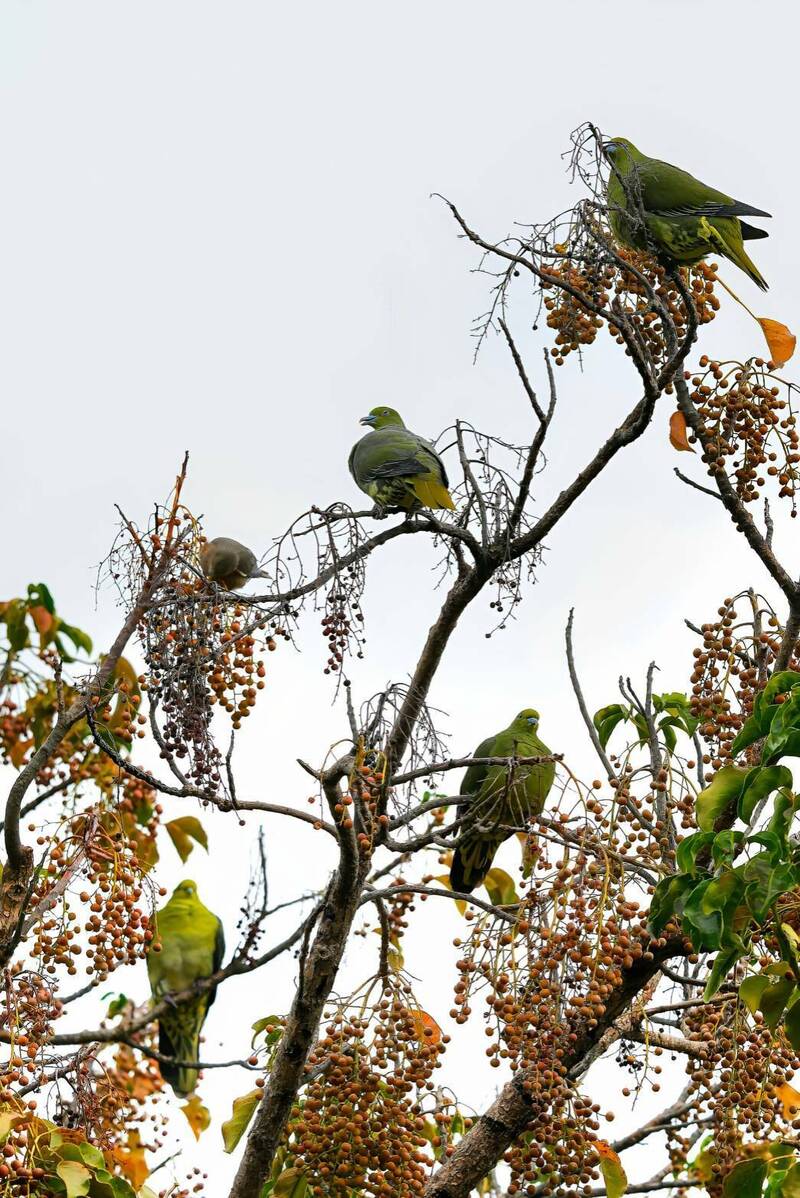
[1,1,798,1192]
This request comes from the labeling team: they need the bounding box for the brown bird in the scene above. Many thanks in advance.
[198,537,269,590]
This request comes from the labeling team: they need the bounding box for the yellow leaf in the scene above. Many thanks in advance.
[483,867,518,906]
[758,318,796,368]
[776,1081,800,1119]
[596,1141,628,1198]
[408,1008,442,1046]
[222,1089,261,1154]
[165,816,209,863]
[8,738,32,768]
[273,1167,308,1197]
[669,410,694,453]
[181,1094,210,1140]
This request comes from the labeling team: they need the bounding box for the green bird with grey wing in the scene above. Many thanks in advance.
[450,708,555,894]
[349,406,455,514]
[602,136,770,290]
[146,880,224,1096]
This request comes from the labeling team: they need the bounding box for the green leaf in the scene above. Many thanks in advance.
[781,1163,800,1198]
[251,1015,283,1049]
[739,975,771,1015]
[58,621,93,656]
[713,830,744,866]
[731,692,774,757]
[6,602,30,652]
[648,874,694,936]
[696,766,749,831]
[593,704,629,750]
[759,978,796,1028]
[721,1118,765,1180]
[764,672,800,705]
[704,947,741,1000]
[222,1089,262,1153]
[165,816,209,863]
[676,832,716,875]
[27,582,56,614]
[55,1161,91,1198]
[739,766,794,823]
[763,689,800,764]
[784,1001,800,1052]
[745,860,798,923]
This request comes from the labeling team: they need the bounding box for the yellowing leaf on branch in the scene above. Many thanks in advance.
[165,816,209,863]
[669,410,694,453]
[483,867,518,907]
[222,1089,261,1153]
[758,318,796,368]
[596,1141,628,1198]
[273,1168,309,1198]
[408,1009,443,1045]
[181,1094,210,1140]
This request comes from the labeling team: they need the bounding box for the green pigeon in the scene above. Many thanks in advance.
[146,879,225,1096]
[199,537,269,590]
[602,137,770,290]
[450,708,555,894]
[348,406,455,513]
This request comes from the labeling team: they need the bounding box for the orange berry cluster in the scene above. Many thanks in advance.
[0,972,60,1096]
[541,248,718,370]
[30,810,152,982]
[283,986,448,1197]
[689,592,790,766]
[687,357,799,510]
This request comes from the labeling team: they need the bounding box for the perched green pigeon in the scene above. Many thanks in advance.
[199,537,269,590]
[348,406,455,513]
[602,137,770,290]
[450,708,555,894]
[146,880,224,1096]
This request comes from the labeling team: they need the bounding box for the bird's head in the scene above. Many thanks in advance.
[173,880,198,900]
[359,406,405,430]
[601,137,639,170]
[515,708,541,729]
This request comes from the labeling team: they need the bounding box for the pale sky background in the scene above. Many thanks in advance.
[1,2,798,1193]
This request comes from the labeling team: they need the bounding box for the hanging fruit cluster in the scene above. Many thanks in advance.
[541,246,718,370]
[280,981,447,1197]
[688,591,791,766]
[686,357,799,510]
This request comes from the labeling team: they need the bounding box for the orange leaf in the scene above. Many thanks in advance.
[669,410,694,453]
[8,739,32,769]
[408,1009,442,1045]
[758,318,796,368]
[111,1129,149,1189]
[776,1081,800,1119]
[182,1093,211,1140]
[28,606,53,636]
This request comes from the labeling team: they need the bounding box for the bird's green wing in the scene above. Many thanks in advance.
[206,918,226,1012]
[353,429,449,487]
[630,157,768,220]
[459,734,497,806]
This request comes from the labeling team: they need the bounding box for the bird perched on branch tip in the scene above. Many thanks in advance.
[199,536,269,590]
[602,136,770,290]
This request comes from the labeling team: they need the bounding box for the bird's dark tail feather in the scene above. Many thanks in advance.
[450,836,501,895]
[740,221,769,242]
[159,1021,199,1097]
